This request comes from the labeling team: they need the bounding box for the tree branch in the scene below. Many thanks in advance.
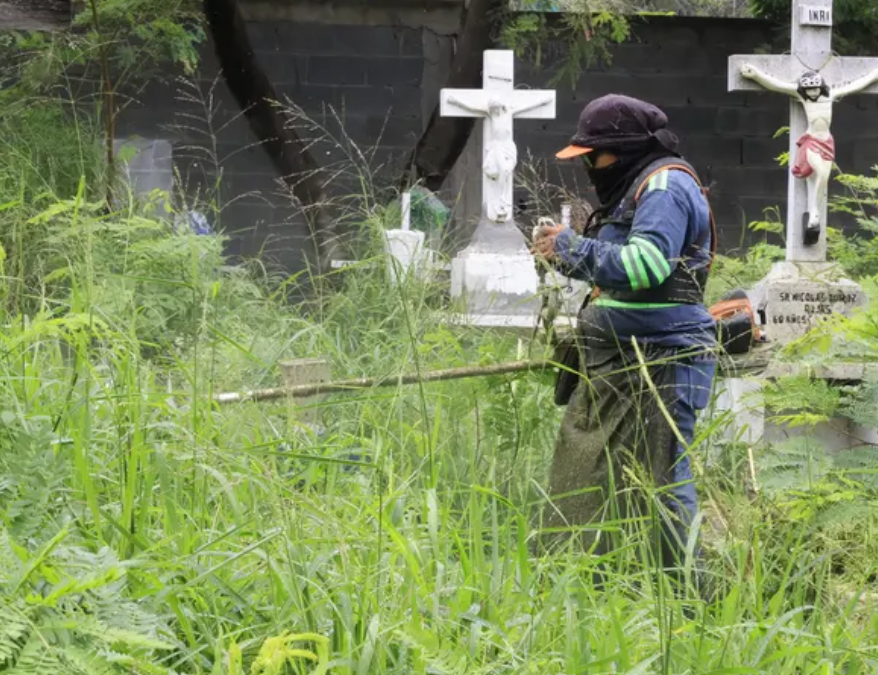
[214,360,552,404]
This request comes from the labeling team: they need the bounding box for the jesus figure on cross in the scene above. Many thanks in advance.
[445,93,554,223]
[740,62,878,244]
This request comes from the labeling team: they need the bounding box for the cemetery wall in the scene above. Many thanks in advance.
[115,9,878,271]
[117,3,453,271]
[511,15,878,251]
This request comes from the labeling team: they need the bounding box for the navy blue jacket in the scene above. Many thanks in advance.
[553,167,717,349]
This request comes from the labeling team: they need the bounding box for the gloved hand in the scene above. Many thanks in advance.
[531,222,565,262]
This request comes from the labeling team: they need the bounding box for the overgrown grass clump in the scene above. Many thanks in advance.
[1,101,878,675]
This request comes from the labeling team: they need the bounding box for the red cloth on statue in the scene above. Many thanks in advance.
[791,133,835,178]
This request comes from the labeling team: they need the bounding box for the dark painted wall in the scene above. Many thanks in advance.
[117,21,431,271]
[513,16,878,251]
[116,13,878,270]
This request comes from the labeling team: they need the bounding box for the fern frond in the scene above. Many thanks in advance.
[395,627,469,675]
[87,625,175,652]
[4,629,59,675]
[60,646,117,675]
[762,376,841,420]
[815,499,878,530]
[0,528,174,675]
[839,379,878,430]
[0,602,29,669]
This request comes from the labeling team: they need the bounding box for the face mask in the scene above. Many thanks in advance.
[587,154,639,205]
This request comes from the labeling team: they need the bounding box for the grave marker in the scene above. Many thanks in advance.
[715,0,878,453]
[728,0,878,342]
[440,50,557,322]
[728,0,878,262]
[279,358,330,429]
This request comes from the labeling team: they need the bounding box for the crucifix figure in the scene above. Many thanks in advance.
[441,51,556,225]
[740,64,878,246]
[729,0,878,262]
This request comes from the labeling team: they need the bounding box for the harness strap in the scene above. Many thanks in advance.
[634,163,717,271]
[588,161,717,303]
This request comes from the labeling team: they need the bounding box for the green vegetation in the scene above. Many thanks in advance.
[1,5,878,675]
[749,0,878,54]
[0,97,877,674]
[500,6,632,87]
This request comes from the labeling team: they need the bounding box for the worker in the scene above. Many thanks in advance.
[532,94,717,593]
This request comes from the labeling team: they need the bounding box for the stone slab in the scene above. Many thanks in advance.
[713,366,878,454]
[764,417,868,453]
[450,252,541,317]
[713,377,765,446]
[278,358,330,428]
[750,261,866,343]
[764,361,878,381]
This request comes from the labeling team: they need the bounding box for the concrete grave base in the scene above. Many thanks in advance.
[713,359,878,454]
[449,218,542,318]
[113,138,173,213]
[749,261,866,344]
[450,251,541,316]
[441,312,580,335]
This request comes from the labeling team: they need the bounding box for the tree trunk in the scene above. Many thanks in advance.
[203,0,337,272]
[401,0,502,193]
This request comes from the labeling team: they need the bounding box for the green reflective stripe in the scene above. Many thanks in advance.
[620,246,641,290]
[645,170,669,194]
[635,243,667,285]
[658,170,669,190]
[631,236,672,282]
[594,297,682,309]
[629,246,651,290]
[621,245,651,291]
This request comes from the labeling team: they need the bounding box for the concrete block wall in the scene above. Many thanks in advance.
[116,12,878,271]
[227,21,427,267]
[116,21,431,271]
[513,16,878,251]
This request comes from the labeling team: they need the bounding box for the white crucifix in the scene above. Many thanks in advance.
[729,0,878,263]
[441,50,556,225]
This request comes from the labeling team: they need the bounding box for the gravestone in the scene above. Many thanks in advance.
[440,50,556,325]
[715,0,878,451]
[279,358,330,430]
[383,191,433,285]
[750,264,863,343]
[728,0,878,343]
[114,138,174,206]
[330,191,444,282]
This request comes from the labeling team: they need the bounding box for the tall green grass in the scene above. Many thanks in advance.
[1,100,878,675]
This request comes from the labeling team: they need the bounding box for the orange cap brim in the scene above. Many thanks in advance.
[555,145,593,160]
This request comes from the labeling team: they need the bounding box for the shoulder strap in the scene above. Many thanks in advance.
[633,163,718,271]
